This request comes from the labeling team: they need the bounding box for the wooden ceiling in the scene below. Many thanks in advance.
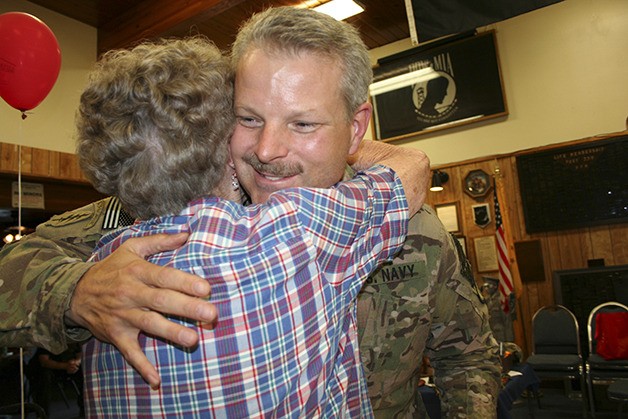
[28,0,412,55]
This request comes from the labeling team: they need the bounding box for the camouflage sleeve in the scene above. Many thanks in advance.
[0,198,112,354]
[427,228,502,418]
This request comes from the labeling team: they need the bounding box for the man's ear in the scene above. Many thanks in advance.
[348,102,372,155]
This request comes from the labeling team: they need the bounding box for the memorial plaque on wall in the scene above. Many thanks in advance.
[516,135,628,233]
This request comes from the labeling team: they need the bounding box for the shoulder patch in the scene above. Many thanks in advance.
[46,208,96,228]
[40,198,109,233]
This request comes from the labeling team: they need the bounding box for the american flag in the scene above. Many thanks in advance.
[494,183,514,313]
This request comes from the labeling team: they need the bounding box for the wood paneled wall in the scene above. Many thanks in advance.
[0,142,105,215]
[0,143,88,183]
[1,142,86,181]
[424,131,628,356]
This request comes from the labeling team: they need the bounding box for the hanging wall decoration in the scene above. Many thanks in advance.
[463,169,492,198]
[472,203,491,228]
[370,31,507,141]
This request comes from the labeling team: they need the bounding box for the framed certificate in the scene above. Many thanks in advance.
[473,235,499,273]
[435,202,460,234]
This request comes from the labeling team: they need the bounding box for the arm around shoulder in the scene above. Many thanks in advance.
[0,233,94,353]
[349,140,430,215]
[0,198,110,352]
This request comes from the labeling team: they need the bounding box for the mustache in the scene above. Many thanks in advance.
[242,153,304,177]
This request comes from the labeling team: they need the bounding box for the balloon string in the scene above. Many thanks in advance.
[18,125,22,239]
[18,122,24,419]
[20,347,25,419]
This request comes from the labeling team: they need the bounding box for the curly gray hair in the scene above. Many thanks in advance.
[76,36,234,219]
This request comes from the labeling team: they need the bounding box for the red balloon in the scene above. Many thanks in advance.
[0,12,62,112]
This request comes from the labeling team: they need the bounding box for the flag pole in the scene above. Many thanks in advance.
[492,162,527,353]
[492,164,514,309]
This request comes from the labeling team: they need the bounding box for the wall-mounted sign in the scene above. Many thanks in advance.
[12,181,45,209]
[517,135,627,233]
[370,30,507,141]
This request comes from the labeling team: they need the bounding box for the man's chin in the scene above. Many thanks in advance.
[248,187,278,204]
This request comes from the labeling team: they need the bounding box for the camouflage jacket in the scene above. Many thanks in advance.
[0,198,501,418]
[358,205,501,418]
[0,199,113,352]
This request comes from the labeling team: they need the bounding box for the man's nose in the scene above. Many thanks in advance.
[255,123,289,163]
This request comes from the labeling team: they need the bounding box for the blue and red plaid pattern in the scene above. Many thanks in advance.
[83,166,408,418]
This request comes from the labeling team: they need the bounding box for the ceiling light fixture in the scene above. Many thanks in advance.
[369,66,440,97]
[311,0,365,21]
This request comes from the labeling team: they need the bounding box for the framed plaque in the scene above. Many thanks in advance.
[473,235,499,273]
[435,202,460,234]
[472,203,491,228]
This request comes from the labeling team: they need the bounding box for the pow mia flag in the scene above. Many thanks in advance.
[371,31,506,140]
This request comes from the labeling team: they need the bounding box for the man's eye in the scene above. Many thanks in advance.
[236,116,262,128]
[292,122,318,133]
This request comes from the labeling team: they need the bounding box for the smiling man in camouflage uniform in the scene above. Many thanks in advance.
[0,6,500,418]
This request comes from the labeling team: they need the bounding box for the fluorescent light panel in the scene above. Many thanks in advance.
[312,0,364,21]
[369,67,439,96]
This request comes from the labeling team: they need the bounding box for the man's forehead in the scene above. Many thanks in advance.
[236,45,338,69]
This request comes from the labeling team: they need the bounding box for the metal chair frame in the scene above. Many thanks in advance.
[586,301,628,417]
[527,304,588,413]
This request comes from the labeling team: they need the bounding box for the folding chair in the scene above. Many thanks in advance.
[586,301,628,416]
[526,305,587,413]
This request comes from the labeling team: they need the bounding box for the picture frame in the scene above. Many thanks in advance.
[464,169,492,198]
[370,31,508,141]
[435,202,460,234]
[473,236,499,273]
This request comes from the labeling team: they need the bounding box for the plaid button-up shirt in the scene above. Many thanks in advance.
[83,166,408,418]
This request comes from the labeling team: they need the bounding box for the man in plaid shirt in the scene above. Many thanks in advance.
[74,36,427,417]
